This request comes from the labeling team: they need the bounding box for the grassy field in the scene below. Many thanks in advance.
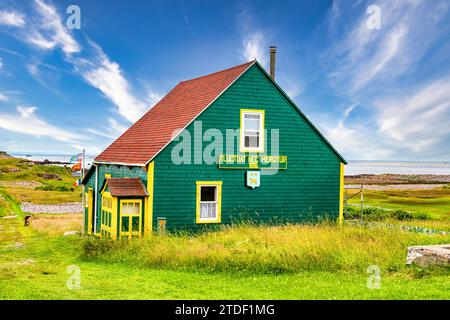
[0,158,80,205]
[0,158,449,299]
[1,214,449,299]
[347,188,450,221]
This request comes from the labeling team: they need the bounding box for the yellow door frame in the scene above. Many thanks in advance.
[144,161,154,237]
[87,188,93,234]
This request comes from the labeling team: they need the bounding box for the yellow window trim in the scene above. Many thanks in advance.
[240,109,265,153]
[119,199,143,240]
[196,181,222,224]
[101,191,113,212]
[100,191,117,239]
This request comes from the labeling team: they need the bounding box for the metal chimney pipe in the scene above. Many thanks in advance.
[269,46,277,80]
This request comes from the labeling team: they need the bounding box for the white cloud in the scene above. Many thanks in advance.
[30,0,80,54]
[319,102,393,160]
[325,0,450,94]
[375,77,450,152]
[26,30,57,51]
[0,92,9,102]
[321,120,394,160]
[236,5,269,68]
[26,63,39,76]
[322,77,450,160]
[86,117,128,139]
[319,0,450,160]
[240,32,267,67]
[146,88,163,108]
[0,10,25,27]
[0,106,84,142]
[73,41,148,122]
[4,0,156,124]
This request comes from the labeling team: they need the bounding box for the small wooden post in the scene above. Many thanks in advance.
[157,217,167,236]
[360,184,364,223]
[24,215,32,226]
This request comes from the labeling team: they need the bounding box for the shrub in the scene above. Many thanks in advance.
[346,206,430,221]
[35,181,75,192]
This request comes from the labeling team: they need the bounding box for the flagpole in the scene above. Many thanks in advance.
[81,149,85,236]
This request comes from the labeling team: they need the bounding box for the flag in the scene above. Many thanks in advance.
[73,179,81,187]
[70,153,82,164]
[71,162,81,171]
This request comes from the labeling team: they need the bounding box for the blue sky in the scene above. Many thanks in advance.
[0,0,449,160]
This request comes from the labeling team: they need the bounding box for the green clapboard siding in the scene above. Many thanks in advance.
[152,64,342,231]
[83,164,147,233]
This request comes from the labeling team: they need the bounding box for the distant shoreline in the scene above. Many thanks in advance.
[4,152,450,176]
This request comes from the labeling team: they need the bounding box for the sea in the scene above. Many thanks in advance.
[9,153,450,176]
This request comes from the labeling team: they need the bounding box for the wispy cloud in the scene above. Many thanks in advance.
[72,40,148,122]
[2,0,156,124]
[0,92,9,102]
[29,0,80,54]
[375,77,450,153]
[0,10,25,27]
[235,5,269,68]
[26,63,39,76]
[240,32,266,67]
[324,0,450,94]
[318,0,450,160]
[86,117,128,139]
[0,106,84,142]
[145,86,163,108]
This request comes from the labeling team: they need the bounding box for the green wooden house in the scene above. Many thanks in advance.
[82,59,346,239]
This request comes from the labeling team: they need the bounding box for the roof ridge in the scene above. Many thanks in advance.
[180,60,255,83]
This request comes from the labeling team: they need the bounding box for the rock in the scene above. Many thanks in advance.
[0,151,13,159]
[4,242,25,250]
[2,215,18,219]
[406,244,450,267]
[19,259,35,265]
[63,230,78,236]
[37,173,62,180]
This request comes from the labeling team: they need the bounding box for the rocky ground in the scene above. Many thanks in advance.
[345,174,450,185]
[20,202,82,214]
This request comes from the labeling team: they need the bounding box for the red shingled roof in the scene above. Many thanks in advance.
[106,178,148,197]
[95,61,255,165]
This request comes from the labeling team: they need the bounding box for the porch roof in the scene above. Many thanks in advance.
[106,178,148,197]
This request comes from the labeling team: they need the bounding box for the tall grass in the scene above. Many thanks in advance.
[82,224,449,274]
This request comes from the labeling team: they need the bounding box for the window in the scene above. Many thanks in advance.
[100,192,114,238]
[240,109,264,152]
[120,200,142,239]
[196,181,222,223]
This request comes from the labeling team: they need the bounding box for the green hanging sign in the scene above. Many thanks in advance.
[218,154,288,170]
